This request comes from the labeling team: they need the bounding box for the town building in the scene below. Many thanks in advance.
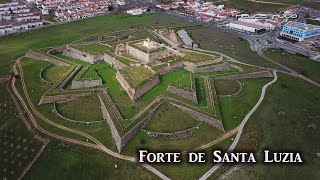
[280,21,320,41]
[126,7,148,16]
[0,0,43,36]
[227,20,265,33]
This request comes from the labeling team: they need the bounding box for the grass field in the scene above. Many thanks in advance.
[123,123,222,156]
[183,51,216,62]
[221,0,289,13]
[145,103,199,133]
[215,73,320,179]
[171,73,193,90]
[24,140,157,180]
[124,66,155,87]
[56,95,103,122]
[195,77,207,107]
[215,79,241,96]
[81,67,100,80]
[264,48,320,83]
[154,135,235,180]
[218,78,272,130]
[44,65,70,83]
[0,83,43,180]
[189,27,277,68]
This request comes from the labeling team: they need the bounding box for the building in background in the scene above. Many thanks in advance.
[280,21,320,41]
[0,0,43,35]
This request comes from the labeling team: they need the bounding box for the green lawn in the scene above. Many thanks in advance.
[215,74,320,179]
[122,66,155,87]
[145,103,199,133]
[56,95,103,122]
[81,67,100,80]
[218,78,272,130]
[215,79,241,96]
[264,48,320,83]
[44,65,70,83]
[195,77,207,107]
[171,73,193,90]
[76,44,110,54]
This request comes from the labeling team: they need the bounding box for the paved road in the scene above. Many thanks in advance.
[200,71,278,180]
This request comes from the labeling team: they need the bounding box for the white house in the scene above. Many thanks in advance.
[126,7,147,16]
[227,20,265,33]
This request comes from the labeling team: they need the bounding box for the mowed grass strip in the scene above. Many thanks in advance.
[56,95,103,122]
[145,103,199,133]
[215,79,241,96]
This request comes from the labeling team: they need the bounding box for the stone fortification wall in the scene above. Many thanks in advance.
[142,123,202,140]
[126,44,149,64]
[71,78,103,89]
[216,70,273,80]
[48,46,67,54]
[184,62,230,73]
[151,30,181,48]
[63,46,103,64]
[25,50,68,66]
[167,85,198,104]
[156,61,184,75]
[59,65,82,90]
[39,93,90,105]
[119,102,162,150]
[103,53,116,67]
[116,71,135,101]
[40,63,54,84]
[170,102,224,132]
[149,49,172,61]
[98,95,122,152]
[116,70,160,102]
[134,75,160,100]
